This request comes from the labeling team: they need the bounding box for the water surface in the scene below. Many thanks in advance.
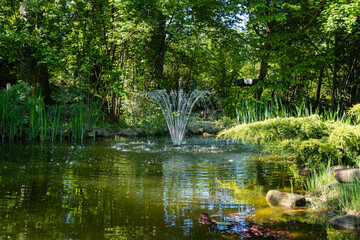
[0,137,355,239]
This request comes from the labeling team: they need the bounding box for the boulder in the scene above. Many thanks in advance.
[88,128,113,137]
[329,215,360,230]
[265,190,306,208]
[330,165,348,172]
[202,132,213,137]
[116,128,138,137]
[335,168,360,183]
[191,127,204,135]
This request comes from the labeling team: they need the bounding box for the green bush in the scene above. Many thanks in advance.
[218,115,329,144]
[218,115,360,168]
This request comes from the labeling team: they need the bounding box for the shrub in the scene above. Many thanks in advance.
[218,115,329,145]
[218,115,360,168]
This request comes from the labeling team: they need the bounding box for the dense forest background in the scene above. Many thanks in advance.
[1,0,359,120]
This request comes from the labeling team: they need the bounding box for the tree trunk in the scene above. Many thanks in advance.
[151,12,167,88]
[255,58,268,100]
[316,66,324,108]
[331,34,339,110]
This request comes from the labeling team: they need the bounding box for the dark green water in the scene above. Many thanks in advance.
[0,137,356,239]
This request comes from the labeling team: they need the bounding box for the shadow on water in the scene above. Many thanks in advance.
[0,137,359,239]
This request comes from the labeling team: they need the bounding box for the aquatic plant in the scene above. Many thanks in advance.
[235,96,315,125]
[0,89,22,142]
[146,89,209,146]
[50,105,62,141]
[27,94,48,141]
[305,165,360,215]
[70,102,100,141]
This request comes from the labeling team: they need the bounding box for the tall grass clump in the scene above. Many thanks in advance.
[70,102,100,141]
[304,162,334,196]
[235,96,315,125]
[28,94,47,141]
[305,165,360,215]
[336,180,360,214]
[50,105,62,141]
[0,89,23,142]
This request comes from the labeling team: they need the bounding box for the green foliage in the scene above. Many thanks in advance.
[218,115,360,168]
[328,124,360,165]
[0,89,22,142]
[305,165,360,215]
[0,82,102,142]
[70,102,101,141]
[0,82,33,142]
[219,115,329,145]
[304,162,335,196]
[281,139,341,168]
[27,94,47,141]
[347,103,360,124]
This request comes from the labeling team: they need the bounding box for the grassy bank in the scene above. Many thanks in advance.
[305,165,360,216]
[218,115,360,168]
[0,83,100,142]
[218,108,360,216]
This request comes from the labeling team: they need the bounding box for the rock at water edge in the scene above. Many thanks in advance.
[329,215,360,230]
[335,168,360,183]
[265,190,306,208]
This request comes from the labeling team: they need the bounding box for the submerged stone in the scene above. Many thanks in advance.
[329,215,360,230]
[265,190,306,208]
[335,168,360,183]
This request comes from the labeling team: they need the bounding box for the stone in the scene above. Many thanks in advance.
[335,168,360,183]
[329,215,360,230]
[191,127,204,134]
[88,128,115,137]
[330,165,348,172]
[202,132,213,137]
[265,190,306,208]
[116,128,138,137]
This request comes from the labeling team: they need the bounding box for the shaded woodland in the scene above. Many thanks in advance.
[1,0,359,120]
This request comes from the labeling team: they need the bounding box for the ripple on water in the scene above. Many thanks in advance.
[111,137,252,154]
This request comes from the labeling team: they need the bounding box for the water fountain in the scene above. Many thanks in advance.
[146,89,208,146]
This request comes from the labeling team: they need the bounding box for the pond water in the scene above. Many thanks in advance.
[0,137,356,239]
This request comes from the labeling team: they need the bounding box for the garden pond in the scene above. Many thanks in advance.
[0,137,358,239]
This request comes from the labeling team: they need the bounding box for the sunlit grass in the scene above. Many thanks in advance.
[305,164,360,215]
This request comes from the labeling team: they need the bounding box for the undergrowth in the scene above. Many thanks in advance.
[218,115,360,168]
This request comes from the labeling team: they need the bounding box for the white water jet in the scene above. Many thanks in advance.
[146,89,208,146]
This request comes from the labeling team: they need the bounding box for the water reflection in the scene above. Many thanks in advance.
[0,138,357,239]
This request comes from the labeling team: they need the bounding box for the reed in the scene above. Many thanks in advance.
[70,102,100,141]
[304,162,334,195]
[0,89,23,142]
[235,96,297,125]
[304,162,360,214]
[50,105,62,141]
[336,179,360,214]
[28,95,47,140]
[235,96,359,126]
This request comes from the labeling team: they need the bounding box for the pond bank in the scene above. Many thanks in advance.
[217,115,360,233]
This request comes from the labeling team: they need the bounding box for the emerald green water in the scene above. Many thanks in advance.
[0,137,356,239]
